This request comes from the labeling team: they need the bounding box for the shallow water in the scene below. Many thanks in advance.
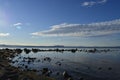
[12,48,120,80]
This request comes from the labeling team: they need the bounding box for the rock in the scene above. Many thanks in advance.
[46,70,52,76]
[15,49,23,54]
[43,57,51,62]
[56,72,60,75]
[0,48,55,80]
[48,70,52,74]
[108,67,112,70]
[79,77,84,80]
[37,59,40,62]
[8,74,19,80]
[32,48,39,53]
[98,67,102,70]
[22,77,32,80]
[67,77,73,80]
[55,61,61,66]
[25,65,28,69]
[42,68,48,74]
[63,71,70,78]
[24,48,31,54]
[41,68,52,76]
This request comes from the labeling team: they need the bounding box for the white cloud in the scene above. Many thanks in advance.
[81,0,107,7]
[13,22,31,29]
[13,23,22,29]
[31,19,120,37]
[13,23,22,26]
[0,33,10,37]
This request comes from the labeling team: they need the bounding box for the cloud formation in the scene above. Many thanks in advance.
[31,19,120,37]
[0,33,10,37]
[13,23,23,29]
[81,0,107,7]
[13,23,22,26]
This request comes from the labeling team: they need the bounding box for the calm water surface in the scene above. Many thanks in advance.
[12,48,120,80]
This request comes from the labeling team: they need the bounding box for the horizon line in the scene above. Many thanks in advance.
[0,44,120,48]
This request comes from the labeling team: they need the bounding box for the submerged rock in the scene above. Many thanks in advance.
[43,57,51,62]
[55,61,61,66]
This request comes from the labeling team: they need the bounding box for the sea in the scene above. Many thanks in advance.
[0,46,120,80]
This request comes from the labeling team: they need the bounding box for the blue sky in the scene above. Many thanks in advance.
[0,0,120,46]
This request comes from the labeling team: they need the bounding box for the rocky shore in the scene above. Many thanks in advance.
[0,48,113,80]
[0,48,55,80]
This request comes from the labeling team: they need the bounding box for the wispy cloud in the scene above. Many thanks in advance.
[31,19,120,37]
[0,33,10,37]
[13,23,23,29]
[81,0,107,7]
[13,23,22,26]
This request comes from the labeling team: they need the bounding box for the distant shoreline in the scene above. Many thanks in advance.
[0,44,120,48]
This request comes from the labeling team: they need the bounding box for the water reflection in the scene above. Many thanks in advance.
[12,48,120,80]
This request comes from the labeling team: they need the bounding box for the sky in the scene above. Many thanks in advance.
[0,0,120,46]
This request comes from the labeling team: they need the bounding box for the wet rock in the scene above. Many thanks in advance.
[32,69,37,72]
[75,68,79,70]
[108,67,112,70]
[28,60,31,64]
[11,61,15,64]
[25,65,28,69]
[32,48,39,53]
[42,68,48,74]
[79,77,84,80]
[1,70,19,80]
[37,59,41,62]
[63,71,70,78]
[8,74,19,80]
[55,61,61,66]
[71,49,77,53]
[22,77,33,80]
[15,49,23,54]
[67,77,73,80]
[98,67,102,70]
[87,67,90,69]
[41,68,52,76]
[24,48,31,54]
[22,64,25,66]
[56,72,60,75]
[43,57,51,62]
[22,59,25,62]
[48,70,52,74]
[46,70,52,76]
[0,48,55,80]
